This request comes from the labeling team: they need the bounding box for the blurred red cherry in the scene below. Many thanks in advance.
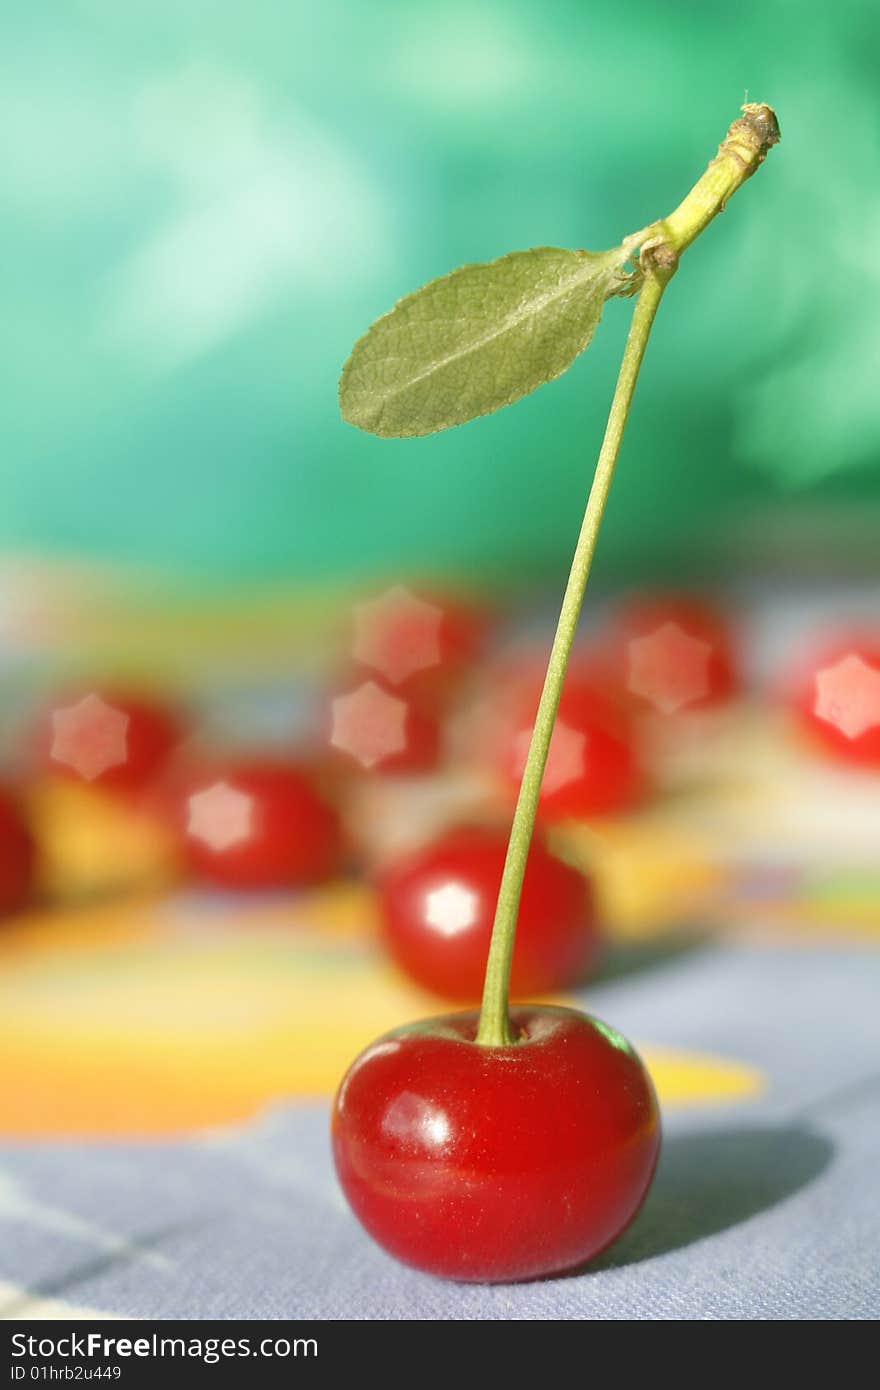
[327,677,441,774]
[790,634,880,767]
[376,824,598,1001]
[501,680,646,820]
[33,689,182,793]
[604,594,738,715]
[175,759,342,889]
[349,585,485,702]
[0,785,35,916]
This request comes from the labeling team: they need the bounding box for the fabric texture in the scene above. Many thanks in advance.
[2,940,878,1320]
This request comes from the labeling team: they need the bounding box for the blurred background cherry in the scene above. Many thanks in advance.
[172,759,342,890]
[499,677,647,820]
[602,594,739,717]
[0,785,35,917]
[376,823,599,1001]
[31,690,184,795]
[326,676,442,775]
[788,634,880,768]
[348,586,487,707]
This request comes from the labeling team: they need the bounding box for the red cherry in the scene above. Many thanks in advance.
[333,1004,660,1281]
[790,635,880,767]
[327,677,441,774]
[502,681,645,820]
[349,585,485,702]
[34,690,182,793]
[0,786,35,916]
[376,826,598,1001]
[175,759,342,889]
[604,594,738,715]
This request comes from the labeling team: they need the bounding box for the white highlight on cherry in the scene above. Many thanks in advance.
[424,882,480,937]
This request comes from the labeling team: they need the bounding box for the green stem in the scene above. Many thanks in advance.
[475,268,670,1046]
[662,103,780,255]
[475,103,780,1048]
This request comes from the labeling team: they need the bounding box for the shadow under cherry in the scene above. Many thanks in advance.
[590,927,715,988]
[590,1122,834,1271]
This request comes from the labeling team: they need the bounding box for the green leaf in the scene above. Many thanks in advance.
[339,244,638,438]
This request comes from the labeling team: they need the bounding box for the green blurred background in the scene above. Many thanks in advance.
[1,0,878,593]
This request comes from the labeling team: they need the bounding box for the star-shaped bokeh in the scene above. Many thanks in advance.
[186,781,255,852]
[813,653,880,741]
[626,621,713,714]
[514,719,588,795]
[352,586,443,686]
[330,680,408,769]
[50,693,131,782]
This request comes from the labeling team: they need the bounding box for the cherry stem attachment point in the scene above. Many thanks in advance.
[476,103,779,1047]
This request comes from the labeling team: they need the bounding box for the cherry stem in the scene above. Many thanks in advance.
[476,103,780,1047]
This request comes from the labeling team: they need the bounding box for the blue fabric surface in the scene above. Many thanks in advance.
[2,942,879,1319]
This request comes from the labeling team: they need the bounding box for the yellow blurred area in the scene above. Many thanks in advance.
[0,887,762,1139]
[26,780,181,902]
